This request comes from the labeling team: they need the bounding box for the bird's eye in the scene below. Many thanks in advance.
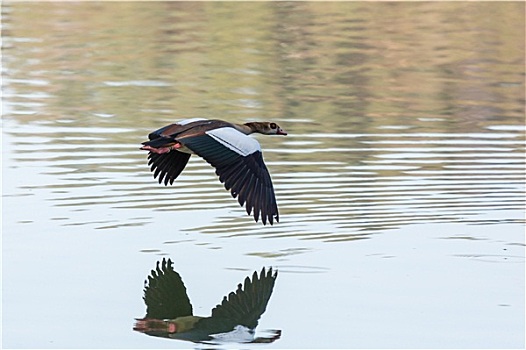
[270,123,277,129]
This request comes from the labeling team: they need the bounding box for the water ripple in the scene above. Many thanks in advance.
[5,119,524,241]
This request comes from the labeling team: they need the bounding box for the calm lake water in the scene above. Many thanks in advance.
[2,2,525,349]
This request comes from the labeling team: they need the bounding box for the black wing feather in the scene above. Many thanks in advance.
[195,267,277,332]
[143,258,193,319]
[147,151,191,186]
[181,133,279,225]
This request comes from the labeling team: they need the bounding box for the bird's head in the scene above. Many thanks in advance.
[245,122,287,136]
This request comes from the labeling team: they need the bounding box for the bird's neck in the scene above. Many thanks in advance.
[236,122,260,135]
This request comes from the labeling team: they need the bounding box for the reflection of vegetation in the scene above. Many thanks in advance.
[3,2,523,132]
[134,258,280,344]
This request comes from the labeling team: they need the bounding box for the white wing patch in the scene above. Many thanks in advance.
[210,325,255,343]
[177,118,208,125]
[206,127,261,157]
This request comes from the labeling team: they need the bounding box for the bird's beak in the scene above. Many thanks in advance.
[277,128,287,136]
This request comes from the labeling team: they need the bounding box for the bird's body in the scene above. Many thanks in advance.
[134,258,279,344]
[141,118,287,225]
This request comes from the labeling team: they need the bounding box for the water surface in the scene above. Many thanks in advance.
[2,2,525,349]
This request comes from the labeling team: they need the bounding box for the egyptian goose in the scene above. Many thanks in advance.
[140,118,287,225]
[134,258,280,344]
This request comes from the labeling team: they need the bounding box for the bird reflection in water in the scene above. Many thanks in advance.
[133,258,281,344]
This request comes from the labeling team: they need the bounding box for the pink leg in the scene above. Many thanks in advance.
[133,318,176,333]
[140,144,181,154]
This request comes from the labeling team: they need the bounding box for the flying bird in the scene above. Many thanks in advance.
[134,258,279,344]
[140,118,287,225]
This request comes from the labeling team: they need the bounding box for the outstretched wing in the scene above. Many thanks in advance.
[195,267,278,332]
[143,258,193,319]
[147,151,191,186]
[180,127,279,225]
